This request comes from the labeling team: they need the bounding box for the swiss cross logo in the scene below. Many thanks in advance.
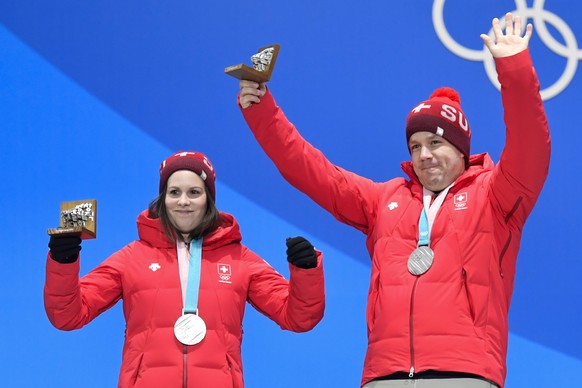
[411,103,431,113]
[454,192,468,210]
[218,264,231,275]
[217,263,232,284]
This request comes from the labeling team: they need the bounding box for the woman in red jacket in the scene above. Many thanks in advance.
[44,151,325,388]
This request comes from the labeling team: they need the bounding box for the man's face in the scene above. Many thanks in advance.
[408,131,466,192]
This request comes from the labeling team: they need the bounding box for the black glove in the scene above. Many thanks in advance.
[48,235,82,264]
[286,236,317,269]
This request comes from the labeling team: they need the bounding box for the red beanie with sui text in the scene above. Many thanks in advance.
[405,87,471,165]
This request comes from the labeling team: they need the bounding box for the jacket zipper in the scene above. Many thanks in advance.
[409,277,420,377]
[183,344,188,388]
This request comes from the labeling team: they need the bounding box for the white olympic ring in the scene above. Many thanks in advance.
[433,0,582,100]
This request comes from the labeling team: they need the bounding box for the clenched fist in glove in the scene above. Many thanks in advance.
[48,235,82,264]
[286,236,318,269]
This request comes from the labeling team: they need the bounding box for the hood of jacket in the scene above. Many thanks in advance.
[136,209,242,250]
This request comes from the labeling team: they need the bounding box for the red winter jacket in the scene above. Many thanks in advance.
[240,49,550,387]
[44,211,325,388]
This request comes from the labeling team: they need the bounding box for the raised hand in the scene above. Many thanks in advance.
[239,80,266,109]
[286,236,318,269]
[481,12,532,58]
[48,235,82,263]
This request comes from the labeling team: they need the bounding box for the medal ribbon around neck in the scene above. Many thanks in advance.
[184,238,203,314]
[407,184,453,276]
[174,238,207,345]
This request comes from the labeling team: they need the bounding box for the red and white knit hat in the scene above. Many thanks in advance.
[405,87,471,164]
[159,151,216,201]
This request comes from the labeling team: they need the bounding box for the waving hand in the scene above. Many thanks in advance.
[481,12,533,58]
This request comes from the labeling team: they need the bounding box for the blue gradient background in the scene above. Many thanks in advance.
[0,1,579,387]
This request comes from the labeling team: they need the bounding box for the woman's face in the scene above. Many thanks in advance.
[165,170,208,237]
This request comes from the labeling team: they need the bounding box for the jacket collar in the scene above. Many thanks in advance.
[400,152,494,194]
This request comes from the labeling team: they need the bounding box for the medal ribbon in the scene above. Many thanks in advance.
[417,184,454,247]
[418,209,430,246]
[184,238,203,314]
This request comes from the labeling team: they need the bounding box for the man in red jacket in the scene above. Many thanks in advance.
[237,13,550,388]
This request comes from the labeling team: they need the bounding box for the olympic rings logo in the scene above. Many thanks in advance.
[433,0,582,100]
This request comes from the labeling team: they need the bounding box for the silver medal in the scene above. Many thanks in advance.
[408,246,434,275]
[174,313,207,345]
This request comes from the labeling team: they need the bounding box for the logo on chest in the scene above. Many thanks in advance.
[149,263,161,272]
[454,192,468,210]
[217,263,232,284]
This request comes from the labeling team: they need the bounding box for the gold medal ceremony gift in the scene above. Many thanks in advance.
[47,199,97,240]
[225,44,280,82]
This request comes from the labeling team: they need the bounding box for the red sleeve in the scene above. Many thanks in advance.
[241,91,378,234]
[246,249,325,332]
[44,251,123,331]
[491,49,551,226]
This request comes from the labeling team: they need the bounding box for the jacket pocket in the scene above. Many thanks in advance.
[366,260,382,337]
[462,268,486,340]
[462,268,475,323]
[225,353,236,388]
[132,353,145,386]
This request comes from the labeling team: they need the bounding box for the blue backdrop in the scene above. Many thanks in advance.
[0,1,580,386]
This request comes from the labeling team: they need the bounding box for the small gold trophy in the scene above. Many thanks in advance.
[47,199,97,240]
[224,44,280,82]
